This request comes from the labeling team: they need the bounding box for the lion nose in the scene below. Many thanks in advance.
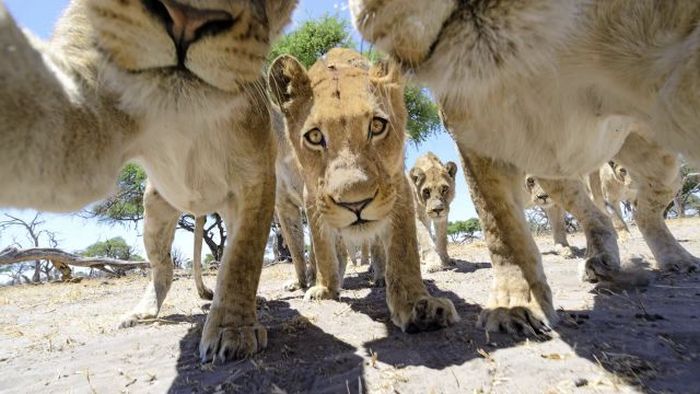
[432,207,444,215]
[146,0,234,60]
[537,193,549,201]
[337,197,374,215]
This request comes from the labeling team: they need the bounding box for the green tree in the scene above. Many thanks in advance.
[447,218,481,243]
[270,15,442,144]
[404,85,441,144]
[89,163,147,224]
[82,237,143,261]
[268,15,354,68]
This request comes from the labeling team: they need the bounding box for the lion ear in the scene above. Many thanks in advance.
[409,167,425,187]
[369,59,402,85]
[268,55,311,114]
[445,161,458,179]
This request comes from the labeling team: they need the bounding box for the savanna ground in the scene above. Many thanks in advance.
[1,219,699,393]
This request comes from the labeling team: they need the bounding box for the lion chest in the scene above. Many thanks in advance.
[135,115,271,215]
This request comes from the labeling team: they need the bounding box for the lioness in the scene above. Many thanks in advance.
[268,48,458,332]
[351,0,700,336]
[408,152,458,271]
[0,0,296,362]
[590,162,638,232]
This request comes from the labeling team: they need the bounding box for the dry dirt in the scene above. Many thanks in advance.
[1,219,699,393]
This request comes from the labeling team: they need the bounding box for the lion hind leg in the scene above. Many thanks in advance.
[193,215,214,300]
[120,183,179,328]
[617,133,699,272]
[538,178,623,284]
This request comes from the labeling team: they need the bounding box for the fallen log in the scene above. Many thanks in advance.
[0,247,150,273]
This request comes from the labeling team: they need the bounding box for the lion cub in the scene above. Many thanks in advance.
[409,152,458,271]
[268,48,458,333]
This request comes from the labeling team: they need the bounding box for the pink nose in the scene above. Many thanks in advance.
[146,0,234,51]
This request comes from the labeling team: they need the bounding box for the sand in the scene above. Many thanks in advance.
[1,218,699,393]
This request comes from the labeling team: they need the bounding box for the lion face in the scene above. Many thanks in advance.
[607,161,631,185]
[85,0,296,93]
[269,48,407,240]
[524,176,553,208]
[409,155,457,220]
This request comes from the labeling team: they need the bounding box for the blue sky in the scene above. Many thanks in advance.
[0,0,476,260]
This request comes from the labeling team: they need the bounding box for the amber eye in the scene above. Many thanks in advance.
[304,128,326,149]
[422,189,430,200]
[369,117,388,139]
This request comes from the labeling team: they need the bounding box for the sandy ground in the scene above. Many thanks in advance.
[1,218,699,393]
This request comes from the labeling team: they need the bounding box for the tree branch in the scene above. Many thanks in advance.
[0,247,149,270]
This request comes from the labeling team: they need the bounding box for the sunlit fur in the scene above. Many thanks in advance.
[269,48,458,332]
[409,152,457,269]
[0,0,297,363]
[351,0,700,337]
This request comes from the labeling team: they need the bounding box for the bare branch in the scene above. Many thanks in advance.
[0,247,149,270]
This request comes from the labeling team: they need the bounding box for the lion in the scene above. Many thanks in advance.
[408,152,458,271]
[0,0,297,363]
[268,48,458,333]
[589,162,638,232]
[522,176,577,259]
[350,0,700,336]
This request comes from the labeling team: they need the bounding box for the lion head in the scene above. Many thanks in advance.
[524,176,554,208]
[409,152,457,220]
[268,48,407,241]
[77,0,295,97]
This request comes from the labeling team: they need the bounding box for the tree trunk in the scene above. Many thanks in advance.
[674,195,685,218]
[32,260,41,283]
[0,248,149,277]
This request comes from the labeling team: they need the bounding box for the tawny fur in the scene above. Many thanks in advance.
[268,48,458,333]
[409,152,458,271]
[0,0,297,363]
[351,0,700,336]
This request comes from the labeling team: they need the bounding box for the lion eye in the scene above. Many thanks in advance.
[441,186,449,195]
[304,128,326,149]
[368,117,388,139]
[526,177,535,188]
[422,189,430,200]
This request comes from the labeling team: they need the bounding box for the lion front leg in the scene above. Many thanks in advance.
[120,183,180,328]
[616,133,699,272]
[385,176,458,333]
[543,205,576,258]
[459,147,557,336]
[276,198,308,292]
[199,179,275,363]
[303,204,341,300]
[538,178,621,283]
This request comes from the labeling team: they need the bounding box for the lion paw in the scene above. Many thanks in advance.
[553,244,576,259]
[199,306,267,363]
[425,259,455,273]
[477,306,555,337]
[579,253,620,283]
[283,280,307,292]
[395,296,459,333]
[661,256,699,273]
[118,308,157,328]
[118,301,158,328]
[303,285,338,301]
[197,287,214,301]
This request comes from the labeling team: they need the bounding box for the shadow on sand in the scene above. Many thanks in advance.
[167,299,364,393]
